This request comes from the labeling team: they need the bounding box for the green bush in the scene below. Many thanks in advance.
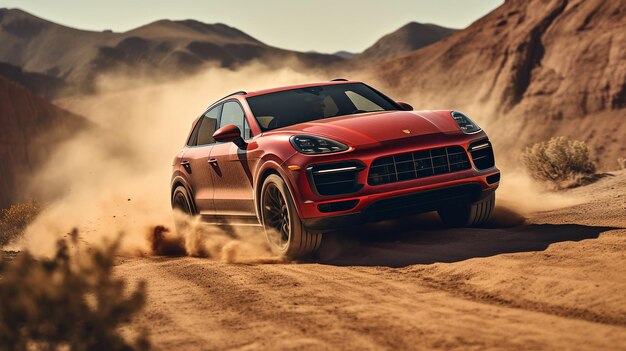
[0,202,40,247]
[0,231,149,351]
[521,136,596,187]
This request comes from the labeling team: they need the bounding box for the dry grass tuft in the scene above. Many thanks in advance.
[618,157,626,170]
[0,230,149,350]
[521,136,596,188]
[0,202,39,247]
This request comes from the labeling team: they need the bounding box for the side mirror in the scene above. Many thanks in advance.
[213,124,245,147]
[396,101,414,111]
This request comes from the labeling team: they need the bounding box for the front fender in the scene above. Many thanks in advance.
[254,155,303,219]
[170,172,197,214]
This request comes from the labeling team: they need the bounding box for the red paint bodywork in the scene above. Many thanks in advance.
[171,80,499,228]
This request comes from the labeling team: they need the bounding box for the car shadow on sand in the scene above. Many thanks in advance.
[313,207,620,268]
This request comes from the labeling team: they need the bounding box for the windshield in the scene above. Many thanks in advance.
[246,83,400,131]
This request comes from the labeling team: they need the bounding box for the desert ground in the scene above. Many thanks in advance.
[114,171,626,350]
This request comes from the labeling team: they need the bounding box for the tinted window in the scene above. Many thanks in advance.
[196,104,221,145]
[246,83,399,131]
[219,101,249,139]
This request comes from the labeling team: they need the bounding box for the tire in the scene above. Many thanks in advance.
[172,185,194,233]
[260,174,322,258]
[438,192,495,227]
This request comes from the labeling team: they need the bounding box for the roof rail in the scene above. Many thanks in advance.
[330,78,348,81]
[218,90,247,101]
[206,91,247,110]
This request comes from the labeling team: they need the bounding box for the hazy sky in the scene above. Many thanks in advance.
[2,0,504,53]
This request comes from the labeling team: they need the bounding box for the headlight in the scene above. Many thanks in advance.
[451,111,481,134]
[290,135,349,154]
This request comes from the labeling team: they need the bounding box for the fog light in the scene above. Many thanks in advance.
[486,173,500,184]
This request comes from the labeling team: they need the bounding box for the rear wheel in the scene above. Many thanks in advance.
[172,185,194,233]
[261,174,322,258]
[438,192,495,227]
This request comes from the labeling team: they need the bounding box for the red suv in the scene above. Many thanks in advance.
[171,80,500,258]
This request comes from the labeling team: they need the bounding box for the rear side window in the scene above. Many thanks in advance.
[193,104,221,146]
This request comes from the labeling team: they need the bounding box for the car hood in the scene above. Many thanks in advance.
[268,110,461,146]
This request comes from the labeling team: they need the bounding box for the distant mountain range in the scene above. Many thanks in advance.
[306,23,457,61]
[0,8,460,98]
[0,8,343,96]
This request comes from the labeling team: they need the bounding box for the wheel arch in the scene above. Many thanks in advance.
[170,175,197,215]
[254,161,302,220]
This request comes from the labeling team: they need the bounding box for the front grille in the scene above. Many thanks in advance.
[469,140,495,170]
[368,146,471,186]
[308,161,364,196]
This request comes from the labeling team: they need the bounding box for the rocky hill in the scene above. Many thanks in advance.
[0,62,68,99]
[359,22,456,60]
[375,0,625,169]
[0,75,87,208]
[0,8,343,96]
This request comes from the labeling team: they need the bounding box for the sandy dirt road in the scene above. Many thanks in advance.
[117,172,626,350]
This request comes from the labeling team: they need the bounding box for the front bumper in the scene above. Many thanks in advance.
[282,131,500,232]
[302,182,496,232]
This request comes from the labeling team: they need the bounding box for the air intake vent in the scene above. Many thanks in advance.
[308,161,364,196]
[366,184,482,219]
[318,200,359,213]
[469,140,495,170]
[368,146,471,186]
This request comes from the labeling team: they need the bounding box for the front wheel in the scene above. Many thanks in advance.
[438,192,495,227]
[260,174,322,258]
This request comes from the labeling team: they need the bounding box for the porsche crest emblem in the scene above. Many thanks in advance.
[402,129,411,134]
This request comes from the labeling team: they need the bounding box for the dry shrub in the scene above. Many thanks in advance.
[0,202,40,247]
[618,157,626,170]
[521,136,596,188]
[0,231,149,351]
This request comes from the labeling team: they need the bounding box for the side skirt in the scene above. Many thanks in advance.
[200,214,262,227]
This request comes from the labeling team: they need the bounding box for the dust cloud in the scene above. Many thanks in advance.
[147,211,286,263]
[18,63,324,257]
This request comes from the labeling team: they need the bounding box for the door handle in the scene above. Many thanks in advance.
[180,160,191,174]
[208,158,218,164]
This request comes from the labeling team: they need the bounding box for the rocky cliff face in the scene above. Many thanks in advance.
[376,0,625,168]
[0,76,87,208]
